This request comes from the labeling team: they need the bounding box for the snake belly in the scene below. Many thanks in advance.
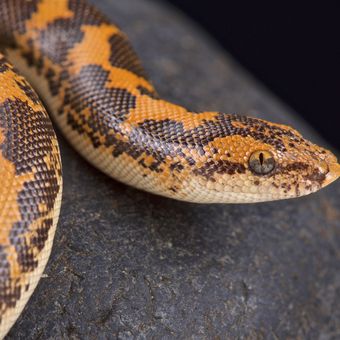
[0,0,339,337]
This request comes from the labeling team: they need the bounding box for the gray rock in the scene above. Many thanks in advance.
[7,0,340,339]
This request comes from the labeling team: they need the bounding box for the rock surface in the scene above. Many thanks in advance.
[8,0,340,339]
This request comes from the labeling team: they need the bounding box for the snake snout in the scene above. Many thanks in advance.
[332,162,340,176]
[325,162,340,186]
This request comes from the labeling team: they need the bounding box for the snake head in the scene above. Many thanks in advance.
[184,114,340,203]
[244,132,340,202]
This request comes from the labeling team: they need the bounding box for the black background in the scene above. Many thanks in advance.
[165,1,340,150]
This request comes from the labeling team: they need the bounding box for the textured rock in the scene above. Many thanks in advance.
[8,0,340,339]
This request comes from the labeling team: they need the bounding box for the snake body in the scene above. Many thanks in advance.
[0,0,339,337]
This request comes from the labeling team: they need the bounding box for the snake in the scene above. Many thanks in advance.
[0,0,339,337]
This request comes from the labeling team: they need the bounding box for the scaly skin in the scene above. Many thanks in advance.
[0,57,62,337]
[0,0,339,337]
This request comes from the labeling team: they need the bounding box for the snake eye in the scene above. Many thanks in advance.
[249,150,276,175]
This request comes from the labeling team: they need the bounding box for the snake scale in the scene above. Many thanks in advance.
[0,0,339,337]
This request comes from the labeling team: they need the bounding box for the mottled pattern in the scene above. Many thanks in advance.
[0,0,39,42]
[0,57,62,337]
[0,0,339,337]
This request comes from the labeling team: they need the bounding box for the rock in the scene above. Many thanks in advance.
[8,0,340,338]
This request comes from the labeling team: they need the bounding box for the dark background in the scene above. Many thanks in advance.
[165,1,340,150]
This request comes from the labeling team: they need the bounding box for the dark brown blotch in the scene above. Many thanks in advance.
[193,159,246,181]
[0,0,39,44]
[108,33,148,79]
[137,85,159,99]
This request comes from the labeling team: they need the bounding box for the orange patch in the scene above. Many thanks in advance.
[67,24,154,93]
[67,24,120,73]
[126,97,218,130]
[26,0,73,31]
[204,135,273,164]
[0,67,41,110]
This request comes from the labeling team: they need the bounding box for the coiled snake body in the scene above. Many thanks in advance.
[0,0,339,336]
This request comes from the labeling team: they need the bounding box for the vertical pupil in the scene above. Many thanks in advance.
[259,152,264,165]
